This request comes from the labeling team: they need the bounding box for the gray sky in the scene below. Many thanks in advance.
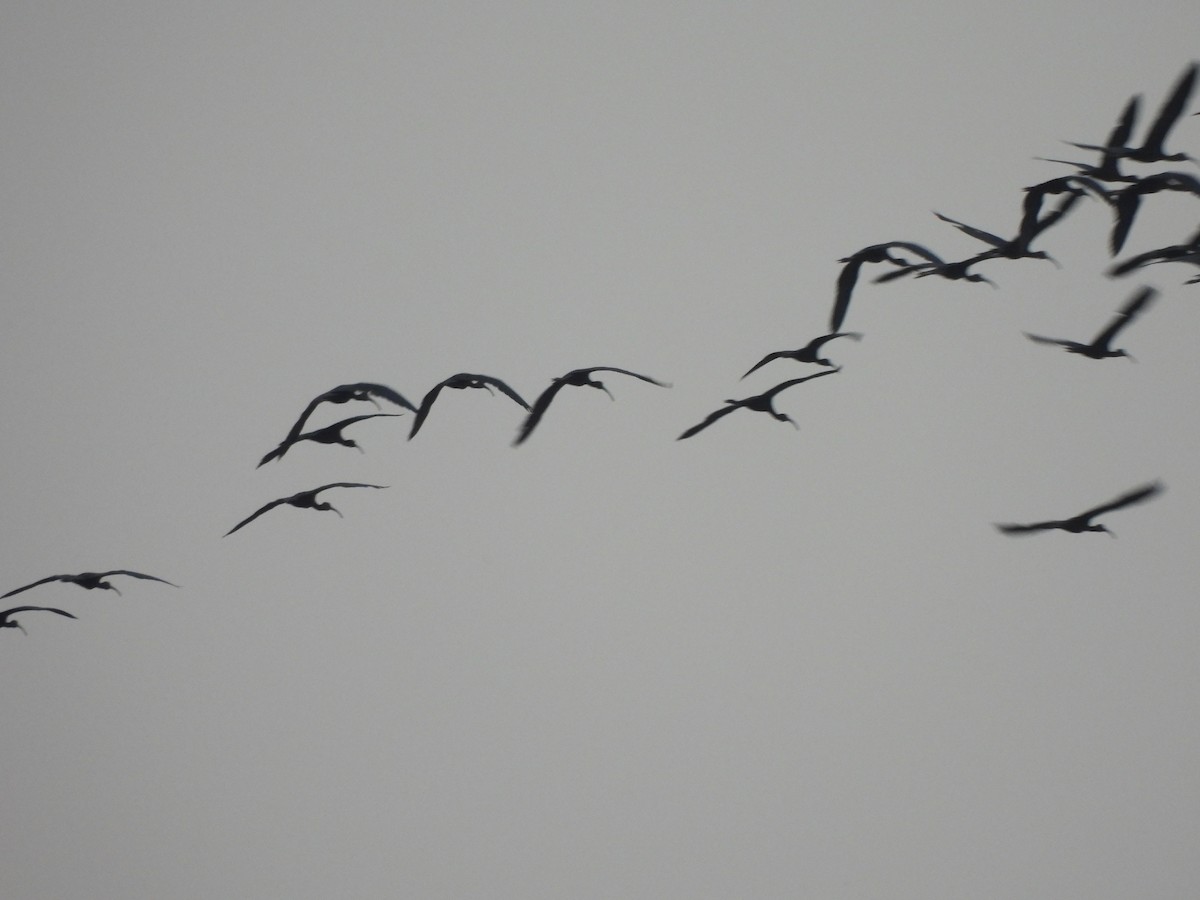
[3,3,1200,898]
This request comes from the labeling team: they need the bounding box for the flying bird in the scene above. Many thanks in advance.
[513,367,670,446]
[1023,286,1157,360]
[1105,171,1200,255]
[995,481,1163,536]
[1109,225,1200,282]
[740,332,862,379]
[1037,94,1141,182]
[832,242,946,330]
[0,606,77,634]
[280,383,417,443]
[677,369,839,440]
[1066,63,1197,164]
[258,413,402,467]
[408,373,530,439]
[931,192,1082,268]
[224,482,388,536]
[1,570,178,599]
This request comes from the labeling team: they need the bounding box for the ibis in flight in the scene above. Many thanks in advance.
[224,482,388,536]
[409,373,530,439]
[0,606,77,634]
[513,367,670,445]
[1,570,178,599]
[1023,286,1157,360]
[677,369,839,440]
[995,481,1163,536]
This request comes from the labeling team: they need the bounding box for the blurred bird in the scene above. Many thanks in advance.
[995,481,1163,536]
[1037,94,1141,182]
[280,383,417,443]
[1109,225,1200,282]
[1,570,178,599]
[932,190,1083,268]
[513,367,670,446]
[677,369,839,440]
[832,242,946,330]
[740,332,862,379]
[1023,286,1157,360]
[0,605,77,634]
[224,483,388,536]
[409,373,530,439]
[258,413,402,467]
[1066,63,1197,164]
[1105,171,1200,255]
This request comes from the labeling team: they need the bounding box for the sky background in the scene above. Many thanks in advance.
[3,3,1200,898]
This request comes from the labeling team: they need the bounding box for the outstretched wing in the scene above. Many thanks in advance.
[583,367,671,388]
[1022,332,1072,349]
[99,571,179,588]
[512,379,570,445]
[472,375,530,410]
[995,521,1061,535]
[1091,287,1157,349]
[408,381,449,439]
[741,350,790,380]
[1077,481,1164,521]
[0,574,69,599]
[1142,63,1196,157]
[677,403,741,441]
[359,383,418,413]
[224,498,290,537]
[760,368,840,400]
[933,211,1007,249]
[831,258,864,332]
[0,605,78,621]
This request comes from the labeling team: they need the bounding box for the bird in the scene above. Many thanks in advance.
[1066,63,1197,164]
[995,481,1163,536]
[740,332,862,379]
[0,606,77,634]
[1,570,178,599]
[513,367,671,446]
[1108,225,1200,282]
[224,482,388,536]
[280,383,417,443]
[1022,286,1157,360]
[1037,94,1141,182]
[677,369,839,440]
[931,190,1083,268]
[831,242,946,330]
[1105,171,1200,255]
[257,413,402,467]
[408,373,530,439]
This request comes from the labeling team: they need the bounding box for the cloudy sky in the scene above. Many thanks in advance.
[3,2,1200,897]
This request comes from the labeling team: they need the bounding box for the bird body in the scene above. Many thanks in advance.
[0,570,178,599]
[740,332,862,379]
[409,373,529,439]
[677,369,839,440]
[0,605,77,634]
[258,413,402,467]
[513,367,670,445]
[1023,286,1156,359]
[282,383,417,443]
[996,482,1163,536]
[832,242,945,330]
[224,483,388,536]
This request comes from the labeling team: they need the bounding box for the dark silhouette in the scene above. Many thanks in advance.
[831,242,946,330]
[1106,171,1200,255]
[1037,95,1141,182]
[258,413,402,467]
[513,367,671,446]
[281,383,417,442]
[1066,63,1196,164]
[932,190,1083,268]
[996,481,1163,536]
[224,483,388,536]
[740,332,862,379]
[409,373,530,440]
[0,606,77,634]
[677,369,839,440]
[1109,225,1200,282]
[1,570,178,599]
[1023,286,1157,360]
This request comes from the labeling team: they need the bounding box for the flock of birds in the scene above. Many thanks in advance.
[6,63,1199,635]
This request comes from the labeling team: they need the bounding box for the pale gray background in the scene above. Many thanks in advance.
[3,3,1200,898]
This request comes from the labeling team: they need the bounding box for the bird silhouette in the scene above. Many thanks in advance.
[0,605,77,634]
[932,191,1083,268]
[513,367,671,446]
[1,570,178,599]
[1066,63,1196,164]
[408,373,530,439]
[258,413,402,467]
[831,242,946,330]
[1023,286,1157,360]
[224,482,388,536]
[1109,225,1200,282]
[281,383,417,443]
[1037,94,1141,182]
[677,369,839,440]
[740,332,862,379]
[1105,171,1200,255]
[996,481,1163,536]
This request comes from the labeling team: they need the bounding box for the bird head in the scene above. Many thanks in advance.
[590,380,614,400]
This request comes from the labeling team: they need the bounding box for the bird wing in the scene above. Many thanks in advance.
[1020,188,1085,248]
[582,366,671,388]
[1109,188,1146,256]
[0,574,69,599]
[1142,63,1196,157]
[312,482,389,494]
[224,498,291,537]
[805,331,862,354]
[0,605,78,621]
[471,375,530,409]
[99,571,179,587]
[359,383,418,413]
[933,211,1007,249]
[676,403,741,440]
[760,368,840,400]
[995,521,1060,535]
[326,412,404,433]
[741,350,790,380]
[1077,481,1164,521]
[257,441,291,468]
[1091,286,1157,349]
[1022,332,1073,349]
[512,379,570,445]
[831,259,863,332]
[408,381,448,439]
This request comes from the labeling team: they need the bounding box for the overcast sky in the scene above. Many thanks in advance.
[3,3,1200,898]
